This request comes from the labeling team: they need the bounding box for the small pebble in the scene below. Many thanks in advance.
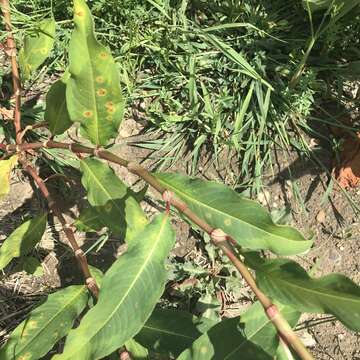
[316,210,326,224]
[257,190,270,205]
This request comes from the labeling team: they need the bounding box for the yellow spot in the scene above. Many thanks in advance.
[96,76,105,83]
[40,48,47,55]
[106,115,113,122]
[27,320,37,329]
[99,52,108,60]
[53,331,59,338]
[105,203,112,212]
[83,110,93,118]
[18,353,31,360]
[200,346,208,354]
[205,213,212,219]
[224,219,231,226]
[97,88,107,97]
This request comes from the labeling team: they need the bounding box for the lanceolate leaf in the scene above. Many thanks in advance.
[0,214,47,270]
[55,214,175,360]
[19,18,56,80]
[0,285,88,360]
[246,254,360,331]
[66,0,124,145]
[177,302,300,360]
[135,308,216,357]
[0,155,18,199]
[45,75,72,135]
[80,158,147,241]
[155,173,312,255]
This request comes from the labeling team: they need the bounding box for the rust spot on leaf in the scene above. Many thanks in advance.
[76,10,84,17]
[106,115,113,122]
[96,76,105,83]
[97,88,107,97]
[99,52,108,60]
[83,110,93,118]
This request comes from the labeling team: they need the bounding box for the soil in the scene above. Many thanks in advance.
[0,117,360,359]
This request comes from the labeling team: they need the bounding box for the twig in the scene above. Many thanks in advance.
[3,140,314,360]
[1,0,22,143]
[19,159,99,298]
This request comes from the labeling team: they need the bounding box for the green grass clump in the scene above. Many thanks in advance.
[4,0,360,191]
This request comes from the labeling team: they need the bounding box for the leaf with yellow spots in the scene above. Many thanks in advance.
[0,285,88,360]
[155,173,312,256]
[80,158,148,242]
[177,301,299,360]
[66,0,124,145]
[0,155,18,199]
[53,214,175,360]
[19,18,56,80]
[0,213,47,270]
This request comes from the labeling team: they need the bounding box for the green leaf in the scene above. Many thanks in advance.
[125,339,149,360]
[0,285,88,360]
[54,214,175,360]
[135,308,216,357]
[80,158,147,241]
[0,155,18,199]
[177,301,299,360]
[19,18,56,80]
[74,204,105,233]
[155,173,312,255]
[0,214,47,270]
[246,254,360,331]
[66,0,124,145]
[275,340,300,360]
[45,75,72,135]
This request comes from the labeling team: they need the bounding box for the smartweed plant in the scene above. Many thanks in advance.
[1,1,360,359]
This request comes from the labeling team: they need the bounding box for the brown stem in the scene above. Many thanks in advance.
[19,159,99,298]
[4,141,313,359]
[1,0,22,143]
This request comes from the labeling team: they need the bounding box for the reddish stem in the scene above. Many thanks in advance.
[20,160,99,298]
[1,0,22,143]
[2,140,314,360]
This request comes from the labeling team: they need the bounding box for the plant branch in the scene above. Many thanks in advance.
[3,140,314,360]
[19,159,99,298]
[1,0,22,143]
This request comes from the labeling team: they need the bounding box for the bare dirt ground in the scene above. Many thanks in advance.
[0,118,360,359]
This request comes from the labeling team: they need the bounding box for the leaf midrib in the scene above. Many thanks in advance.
[74,15,100,144]
[159,177,307,246]
[223,316,272,359]
[273,276,360,306]
[69,215,169,357]
[142,324,196,341]
[16,286,86,357]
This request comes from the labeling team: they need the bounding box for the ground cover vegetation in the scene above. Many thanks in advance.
[0,0,360,359]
